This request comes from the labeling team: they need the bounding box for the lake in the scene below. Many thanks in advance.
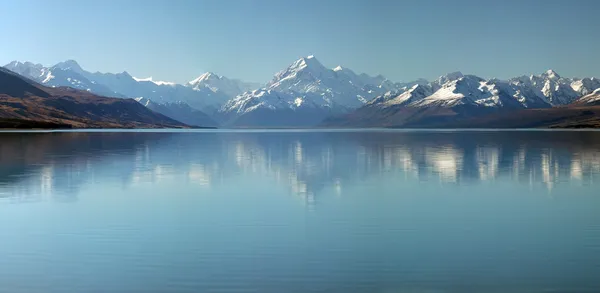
[1,130,600,293]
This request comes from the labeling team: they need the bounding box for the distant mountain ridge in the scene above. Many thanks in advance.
[218,55,423,126]
[4,60,245,126]
[4,56,414,127]
[4,57,600,128]
[0,67,187,128]
[323,69,600,128]
[135,97,218,127]
[4,60,238,111]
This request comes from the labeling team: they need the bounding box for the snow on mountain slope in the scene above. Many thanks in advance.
[41,67,122,98]
[187,72,259,97]
[220,89,321,115]
[431,71,464,91]
[6,59,599,128]
[217,90,337,127]
[366,74,545,110]
[264,55,400,109]
[332,65,399,96]
[364,69,595,112]
[414,75,551,109]
[4,60,122,98]
[324,70,595,128]
[53,59,87,76]
[508,70,588,105]
[571,77,600,96]
[215,55,416,126]
[576,88,600,105]
[84,70,231,111]
[413,75,486,107]
[4,61,48,81]
[3,60,235,113]
[133,76,176,86]
[367,84,433,107]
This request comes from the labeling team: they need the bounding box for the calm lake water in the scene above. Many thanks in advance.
[1,130,600,293]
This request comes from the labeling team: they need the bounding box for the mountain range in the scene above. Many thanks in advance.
[0,67,187,129]
[3,56,600,128]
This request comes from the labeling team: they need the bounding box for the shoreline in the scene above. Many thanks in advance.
[1,127,600,133]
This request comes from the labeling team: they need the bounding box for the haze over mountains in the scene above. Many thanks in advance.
[4,56,600,128]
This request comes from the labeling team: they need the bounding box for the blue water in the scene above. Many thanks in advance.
[1,130,600,293]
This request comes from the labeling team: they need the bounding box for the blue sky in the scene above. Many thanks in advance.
[1,0,598,83]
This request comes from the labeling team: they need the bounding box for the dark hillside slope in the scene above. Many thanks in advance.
[0,68,187,129]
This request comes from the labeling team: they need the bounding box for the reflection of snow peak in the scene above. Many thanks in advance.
[476,146,500,181]
[425,146,463,183]
[3,133,600,203]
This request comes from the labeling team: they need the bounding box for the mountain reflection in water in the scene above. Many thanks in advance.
[1,130,599,205]
[2,130,600,293]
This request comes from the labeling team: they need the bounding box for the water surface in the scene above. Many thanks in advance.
[1,130,600,293]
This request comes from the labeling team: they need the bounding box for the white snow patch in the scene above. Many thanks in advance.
[133,76,177,86]
[133,76,153,82]
[42,71,55,83]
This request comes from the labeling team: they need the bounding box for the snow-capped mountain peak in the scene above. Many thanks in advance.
[6,60,42,68]
[542,69,561,80]
[269,56,336,89]
[215,55,428,123]
[188,72,222,85]
[3,61,47,80]
[375,84,433,107]
[575,88,600,105]
[571,77,600,96]
[53,59,85,75]
[439,71,464,82]
[431,71,464,90]
[283,55,327,75]
[186,71,256,98]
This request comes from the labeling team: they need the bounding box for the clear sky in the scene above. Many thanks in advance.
[1,0,598,84]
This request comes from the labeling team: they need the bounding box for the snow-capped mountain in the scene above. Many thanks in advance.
[367,84,433,107]
[217,55,418,126]
[571,77,600,96]
[372,70,599,110]
[5,58,599,128]
[53,59,87,76]
[366,73,548,110]
[265,55,397,108]
[187,72,260,98]
[5,60,122,98]
[508,70,581,105]
[324,70,600,127]
[78,69,231,112]
[3,60,244,109]
[3,61,47,81]
[216,89,339,127]
[2,60,241,126]
[575,88,600,106]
